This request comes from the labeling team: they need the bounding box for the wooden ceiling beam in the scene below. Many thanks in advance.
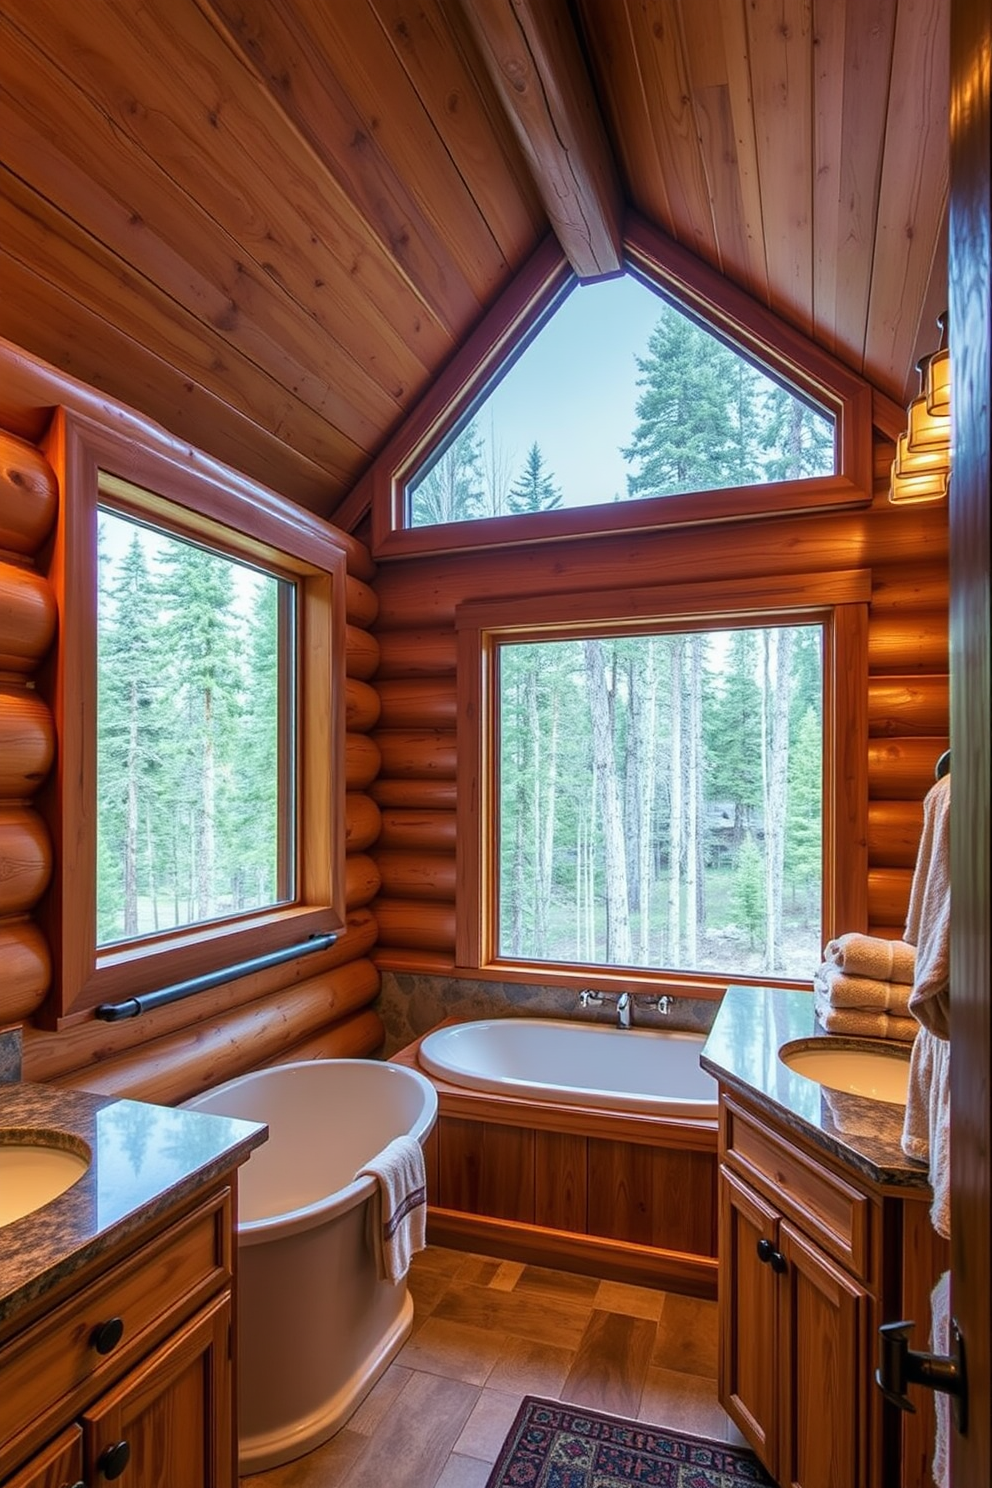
[451,0,624,280]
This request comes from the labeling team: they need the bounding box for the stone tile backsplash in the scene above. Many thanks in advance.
[376,972,719,1058]
[0,1027,22,1083]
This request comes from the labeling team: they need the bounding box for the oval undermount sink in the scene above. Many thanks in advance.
[779,1040,911,1104]
[0,1138,90,1226]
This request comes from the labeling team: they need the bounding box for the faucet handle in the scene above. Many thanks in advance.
[579,990,604,1008]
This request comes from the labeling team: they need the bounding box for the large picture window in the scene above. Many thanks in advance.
[456,571,870,995]
[496,623,823,982]
[41,411,348,1024]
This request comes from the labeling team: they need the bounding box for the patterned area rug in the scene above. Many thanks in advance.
[484,1397,774,1487]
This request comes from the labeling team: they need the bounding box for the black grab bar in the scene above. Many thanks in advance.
[94,931,339,1021]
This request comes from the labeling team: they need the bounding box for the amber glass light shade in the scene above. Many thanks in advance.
[927,348,951,416]
[894,431,950,477]
[889,461,949,504]
[907,393,951,453]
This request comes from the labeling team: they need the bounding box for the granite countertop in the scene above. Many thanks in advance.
[700,984,930,1190]
[0,1080,267,1329]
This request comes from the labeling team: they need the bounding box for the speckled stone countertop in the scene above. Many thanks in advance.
[700,985,930,1190]
[0,1080,267,1329]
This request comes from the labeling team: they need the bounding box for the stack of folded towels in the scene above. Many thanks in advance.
[812,932,918,1041]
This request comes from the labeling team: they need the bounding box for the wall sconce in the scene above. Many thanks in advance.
[890,315,951,504]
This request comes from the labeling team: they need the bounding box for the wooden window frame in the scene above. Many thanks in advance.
[455,568,870,999]
[37,409,348,1026]
[363,215,874,562]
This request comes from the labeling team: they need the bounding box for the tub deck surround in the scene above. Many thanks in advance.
[700,985,928,1190]
[0,1079,267,1329]
[393,1021,719,1298]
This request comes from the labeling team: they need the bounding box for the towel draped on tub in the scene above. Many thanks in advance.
[358,1134,428,1284]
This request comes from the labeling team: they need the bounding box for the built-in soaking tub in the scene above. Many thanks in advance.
[392,1018,719,1297]
[185,1059,437,1474]
[418,1017,718,1118]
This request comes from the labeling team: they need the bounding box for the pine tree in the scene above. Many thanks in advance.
[97,526,164,941]
[508,442,562,513]
[157,539,242,923]
[622,307,744,497]
[409,422,485,525]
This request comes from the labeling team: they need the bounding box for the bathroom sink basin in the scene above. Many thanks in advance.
[0,1139,90,1226]
[778,1040,911,1104]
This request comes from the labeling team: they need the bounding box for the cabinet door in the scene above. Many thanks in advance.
[1,1426,83,1488]
[718,1166,780,1471]
[778,1220,868,1488]
[83,1292,232,1488]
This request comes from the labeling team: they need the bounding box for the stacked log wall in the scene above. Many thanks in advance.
[0,367,385,1104]
[370,422,949,976]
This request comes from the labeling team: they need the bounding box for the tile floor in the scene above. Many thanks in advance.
[243,1245,745,1488]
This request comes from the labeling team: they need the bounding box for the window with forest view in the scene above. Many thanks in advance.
[97,508,294,947]
[407,273,834,529]
[496,623,823,982]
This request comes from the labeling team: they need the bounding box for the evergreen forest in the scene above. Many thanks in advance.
[498,625,823,981]
[96,510,288,946]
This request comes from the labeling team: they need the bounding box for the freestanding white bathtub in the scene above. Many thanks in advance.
[185,1058,437,1474]
[417,1017,718,1119]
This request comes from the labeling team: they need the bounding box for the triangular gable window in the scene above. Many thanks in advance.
[362,218,871,558]
[408,273,834,530]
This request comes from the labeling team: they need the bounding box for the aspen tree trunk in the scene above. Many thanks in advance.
[582,639,631,964]
[667,637,685,965]
[124,679,139,938]
[685,633,704,963]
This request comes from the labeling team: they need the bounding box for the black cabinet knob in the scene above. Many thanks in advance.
[97,1439,131,1480]
[90,1316,125,1355]
[68,1482,87,1488]
[756,1237,774,1263]
[769,1248,787,1274]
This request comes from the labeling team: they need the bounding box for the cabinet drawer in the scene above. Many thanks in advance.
[722,1100,869,1274]
[0,1188,231,1476]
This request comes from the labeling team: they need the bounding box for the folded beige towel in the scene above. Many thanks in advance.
[814,963,913,1014]
[905,774,951,1038]
[823,932,916,985]
[813,986,918,1041]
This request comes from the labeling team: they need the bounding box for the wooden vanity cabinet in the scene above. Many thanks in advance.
[0,1179,236,1488]
[718,1091,937,1488]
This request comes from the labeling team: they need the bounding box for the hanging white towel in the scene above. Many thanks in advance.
[930,1270,951,1488]
[901,772,952,1238]
[358,1134,427,1284]
[905,774,952,1039]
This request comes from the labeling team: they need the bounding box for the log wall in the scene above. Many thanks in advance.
[0,348,386,1104]
[370,423,950,978]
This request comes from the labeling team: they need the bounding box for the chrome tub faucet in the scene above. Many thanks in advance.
[616,991,632,1029]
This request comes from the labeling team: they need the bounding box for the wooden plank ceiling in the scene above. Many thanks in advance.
[0,0,949,523]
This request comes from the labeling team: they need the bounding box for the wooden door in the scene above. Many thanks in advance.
[82,1293,232,1488]
[1,1426,83,1488]
[718,1167,779,1471]
[948,2,991,1484]
[777,1221,868,1488]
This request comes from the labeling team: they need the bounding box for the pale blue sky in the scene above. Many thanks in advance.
[480,272,667,508]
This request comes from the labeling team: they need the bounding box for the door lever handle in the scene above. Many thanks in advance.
[876,1318,967,1432]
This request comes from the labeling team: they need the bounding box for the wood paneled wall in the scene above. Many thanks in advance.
[0,348,386,1103]
[370,424,950,978]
